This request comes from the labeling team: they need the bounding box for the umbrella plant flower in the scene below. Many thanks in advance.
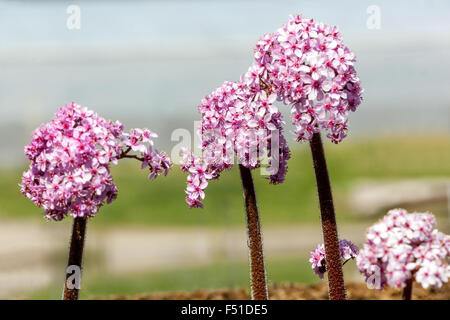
[181,68,291,209]
[252,14,363,144]
[357,209,449,300]
[20,102,171,299]
[248,14,363,299]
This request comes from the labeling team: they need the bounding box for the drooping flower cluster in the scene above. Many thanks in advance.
[180,67,291,208]
[253,14,363,143]
[20,103,171,220]
[309,239,359,279]
[356,209,450,290]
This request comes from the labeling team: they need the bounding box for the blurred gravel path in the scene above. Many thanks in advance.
[0,219,373,298]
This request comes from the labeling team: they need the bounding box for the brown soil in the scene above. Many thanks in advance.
[100,281,450,300]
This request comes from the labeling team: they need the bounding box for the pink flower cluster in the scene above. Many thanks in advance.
[309,239,359,279]
[181,14,362,208]
[253,14,363,143]
[20,103,171,220]
[181,73,291,208]
[357,209,450,290]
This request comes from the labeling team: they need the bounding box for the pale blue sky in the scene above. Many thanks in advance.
[1,0,450,47]
[0,0,449,165]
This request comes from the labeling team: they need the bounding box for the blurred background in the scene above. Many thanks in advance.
[0,0,449,299]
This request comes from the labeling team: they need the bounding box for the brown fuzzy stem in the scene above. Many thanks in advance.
[239,165,268,300]
[402,278,413,300]
[62,217,87,300]
[309,132,346,300]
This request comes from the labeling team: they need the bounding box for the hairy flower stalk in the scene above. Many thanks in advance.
[180,77,290,299]
[309,132,346,299]
[63,217,87,300]
[239,165,268,300]
[20,103,171,300]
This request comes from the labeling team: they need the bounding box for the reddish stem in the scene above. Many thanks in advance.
[118,146,145,162]
[309,132,346,300]
[120,154,145,161]
[402,278,413,300]
[63,217,87,300]
[239,164,268,300]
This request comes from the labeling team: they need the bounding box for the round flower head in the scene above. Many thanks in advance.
[309,239,358,279]
[20,103,171,220]
[356,209,450,290]
[181,67,291,208]
[253,14,363,143]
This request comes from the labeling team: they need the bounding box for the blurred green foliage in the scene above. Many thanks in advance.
[1,135,449,227]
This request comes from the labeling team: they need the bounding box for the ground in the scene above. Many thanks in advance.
[99,281,450,300]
